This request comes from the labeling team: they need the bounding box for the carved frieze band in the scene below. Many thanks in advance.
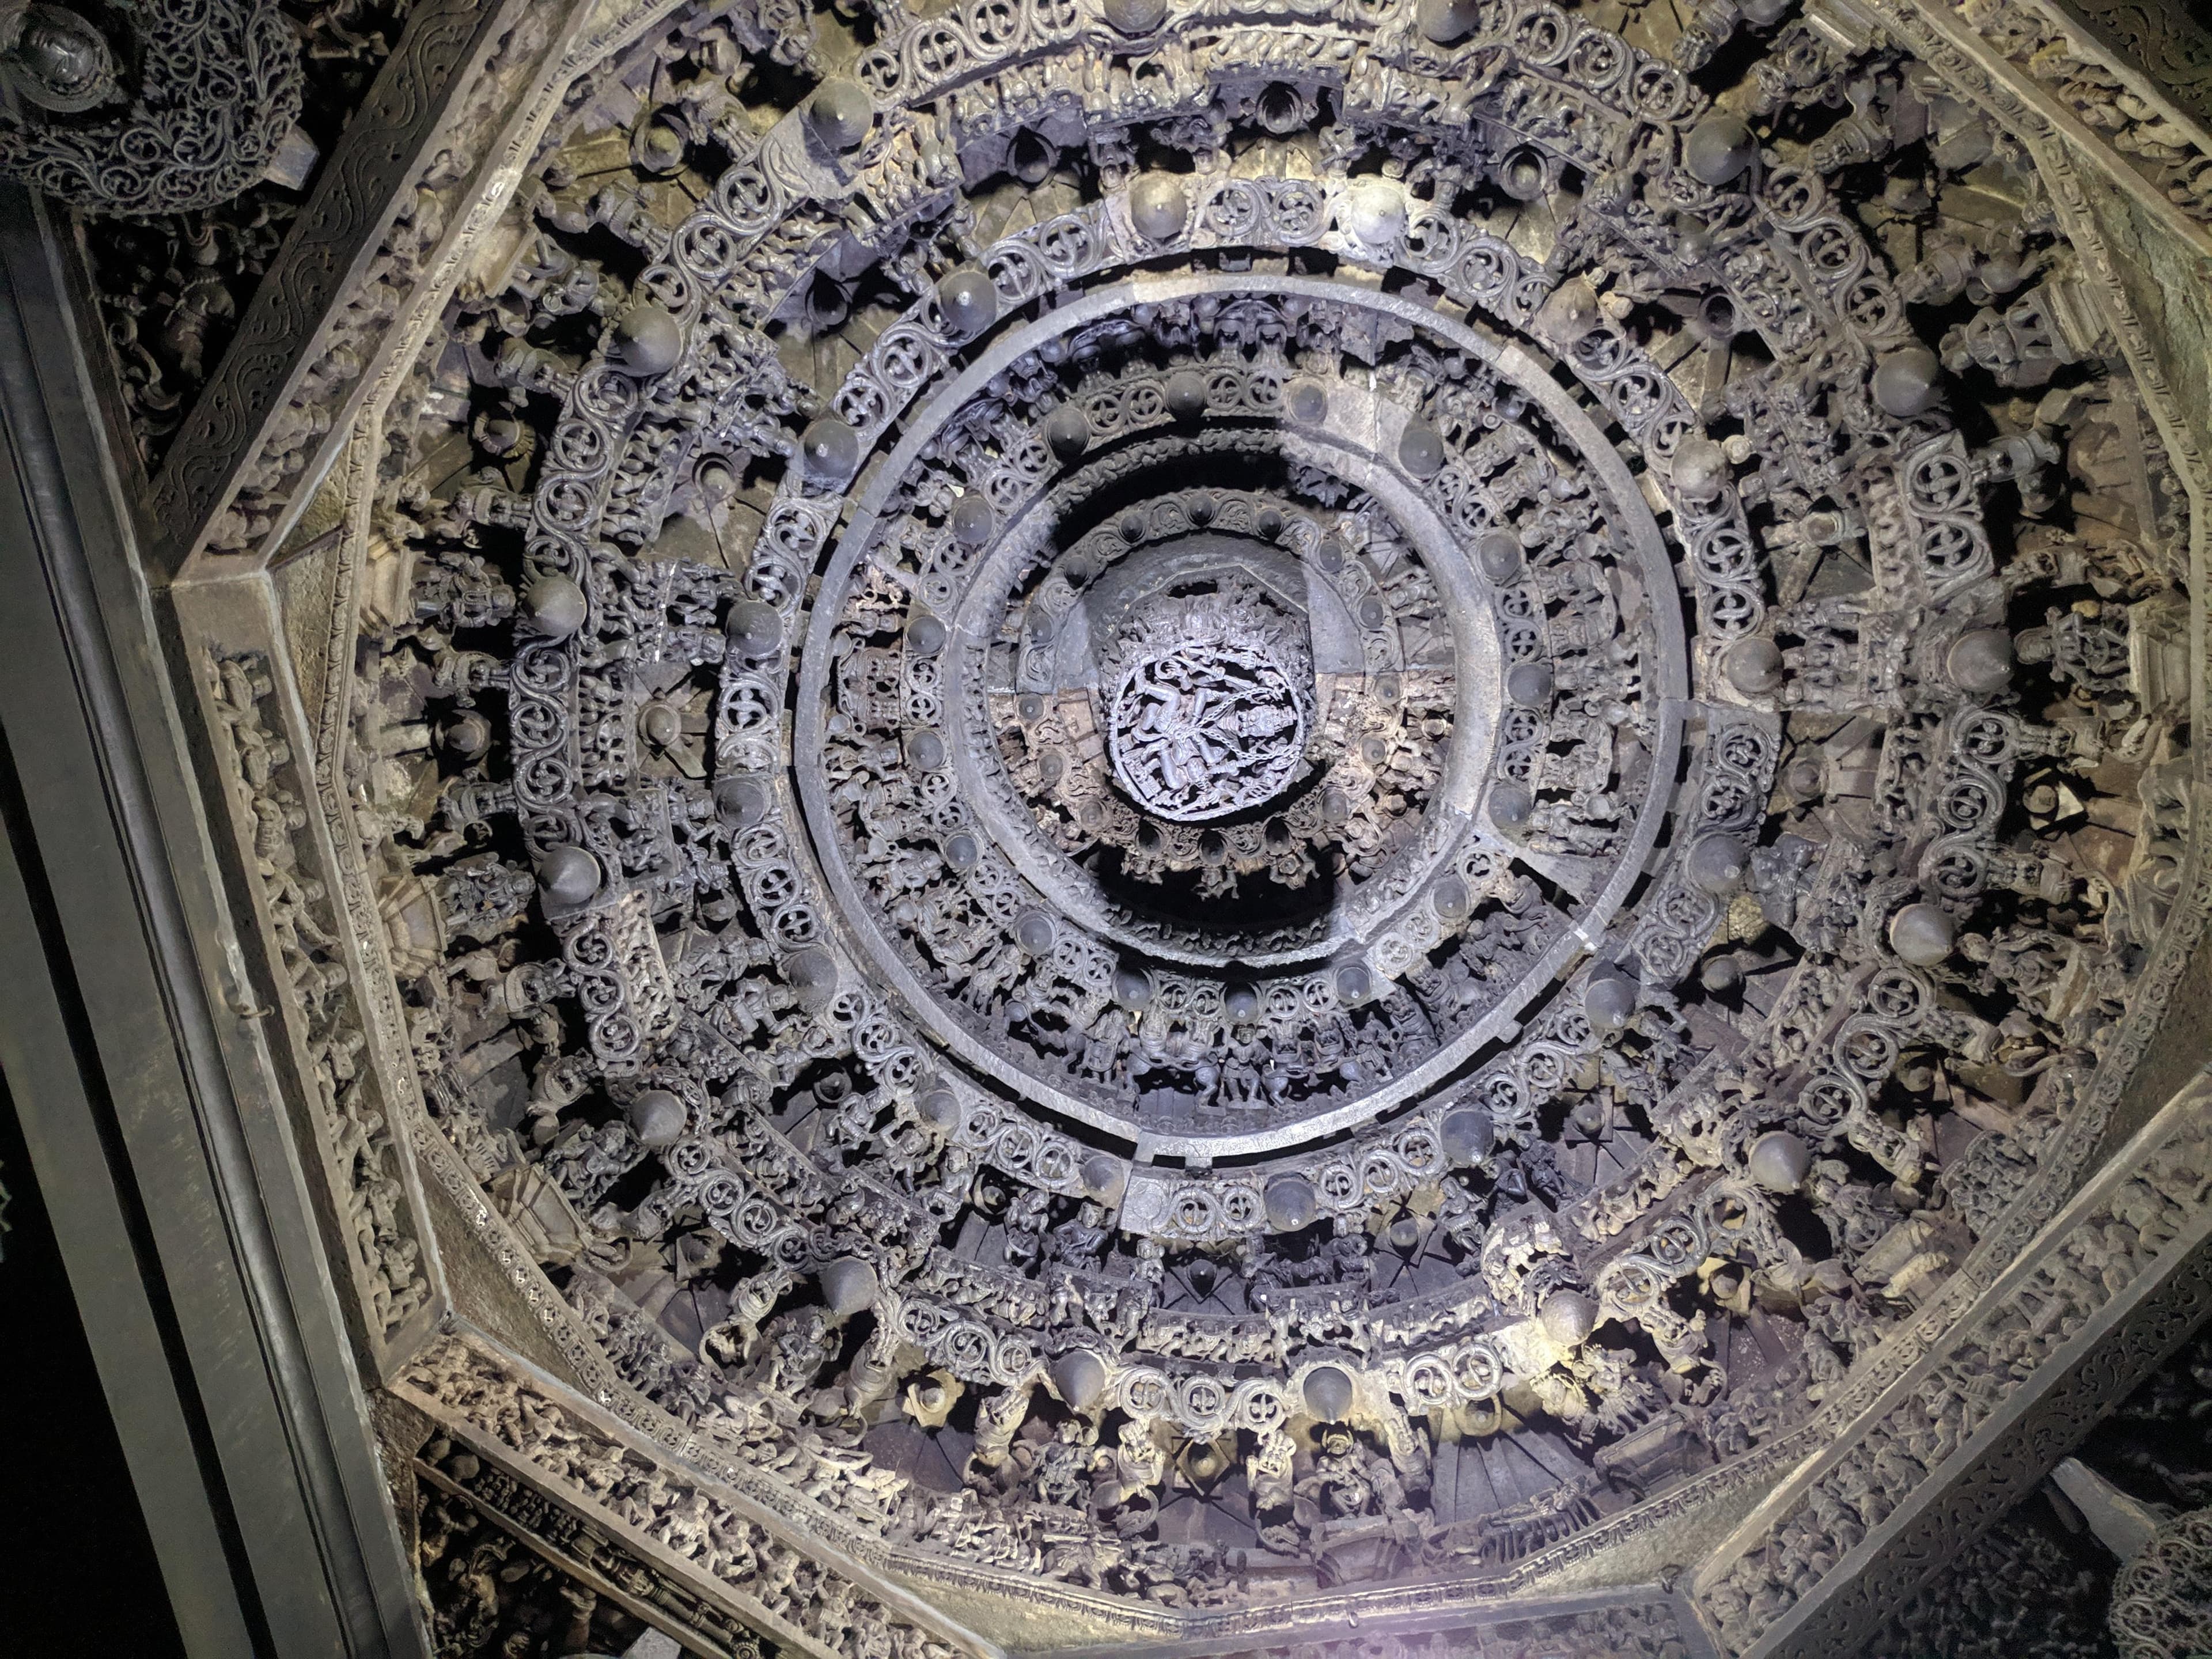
[1883,0,2212,241]
[397,1329,1713,1659]
[415,1445,778,1659]
[398,1085,1748,1648]
[1786,1190,2212,1657]
[394,1332,997,1659]
[149,0,511,572]
[1032,1590,1717,1659]
[189,612,441,1362]
[2037,0,2212,132]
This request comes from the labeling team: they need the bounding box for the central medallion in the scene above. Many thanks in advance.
[1107,624,1310,821]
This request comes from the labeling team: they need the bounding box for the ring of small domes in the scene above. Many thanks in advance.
[688,80,1851,692]
[791,400,1628,1110]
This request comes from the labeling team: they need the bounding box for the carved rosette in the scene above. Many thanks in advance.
[1103,600,1314,824]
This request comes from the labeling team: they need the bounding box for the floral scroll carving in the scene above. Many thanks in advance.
[0,0,302,215]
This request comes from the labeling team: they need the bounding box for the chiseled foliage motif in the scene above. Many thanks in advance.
[0,0,302,214]
[344,0,2195,1624]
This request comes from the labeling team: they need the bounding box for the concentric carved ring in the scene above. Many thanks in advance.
[790,275,1686,1156]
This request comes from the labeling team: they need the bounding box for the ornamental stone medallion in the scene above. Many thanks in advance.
[114,0,2212,1650]
[1104,599,1312,823]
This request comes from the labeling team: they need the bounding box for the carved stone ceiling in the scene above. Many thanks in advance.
[36,0,2212,1653]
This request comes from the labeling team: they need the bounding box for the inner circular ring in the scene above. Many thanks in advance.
[954,424,1491,968]
[794,274,1690,1157]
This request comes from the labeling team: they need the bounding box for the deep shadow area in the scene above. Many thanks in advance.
[0,1071,188,1656]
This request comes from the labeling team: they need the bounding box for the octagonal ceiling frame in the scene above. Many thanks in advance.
[13,0,2211,1654]
[175,7,2212,1653]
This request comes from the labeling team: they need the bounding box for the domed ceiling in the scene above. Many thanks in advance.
[92,0,2209,1652]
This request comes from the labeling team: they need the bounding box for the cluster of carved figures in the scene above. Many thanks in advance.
[403,1338,2212,1655]
[1858,1327,2212,1659]
[418,1474,706,1658]
[150,0,2201,1642]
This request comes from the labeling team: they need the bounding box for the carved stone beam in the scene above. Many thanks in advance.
[412,1453,771,1659]
[145,0,523,577]
[169,574,449,1376]
[1868,0,2212,255]
[1018,1588,1721,1659]
[1692,1065,2212,1657]
[392,1328,1009,1659]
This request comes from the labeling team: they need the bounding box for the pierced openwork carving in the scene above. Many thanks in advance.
[1104,600,1313,824]
[173,0,2207,1648]
[2112,1510,2212,1659]
[0,0,301,213]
